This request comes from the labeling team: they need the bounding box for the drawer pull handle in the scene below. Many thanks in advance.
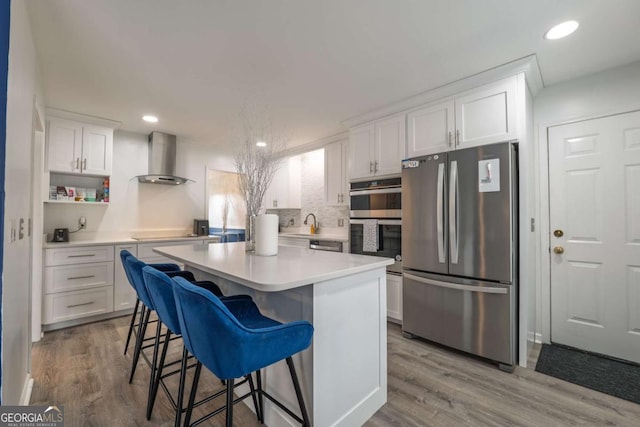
[67,301,95,308]
[67,275,96,280]
[68,254,96,258]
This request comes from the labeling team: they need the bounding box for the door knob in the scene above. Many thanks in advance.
[553,246,564,254]
[553,229,564,238]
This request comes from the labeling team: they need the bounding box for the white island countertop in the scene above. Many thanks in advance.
[154,241,393,292]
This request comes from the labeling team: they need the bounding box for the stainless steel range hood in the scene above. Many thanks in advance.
[137,132,192,185]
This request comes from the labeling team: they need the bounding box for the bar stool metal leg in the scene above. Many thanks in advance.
[287,357,310,427]
[175,346,189,427]
[247,373,261,422]
[184,361,202,427]
[256,369,264,423]
[147,324,170,420]
[129,306,151,383]
[225,378,234,427]
[124,298,140,355]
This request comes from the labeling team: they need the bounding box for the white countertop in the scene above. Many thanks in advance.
[43,235,219,249]
[155,242,392,292]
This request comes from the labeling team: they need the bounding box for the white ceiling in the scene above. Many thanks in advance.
[26,0,640,147]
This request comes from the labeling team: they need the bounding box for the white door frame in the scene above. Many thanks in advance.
[537,106,640,344]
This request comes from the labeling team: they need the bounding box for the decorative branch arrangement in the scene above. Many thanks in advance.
[221,194,232,232]
[233,104,289,217]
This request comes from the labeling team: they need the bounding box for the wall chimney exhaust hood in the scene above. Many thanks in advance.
[137,132,193,185]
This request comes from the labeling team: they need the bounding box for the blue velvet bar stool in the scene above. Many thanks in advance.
[120,250,183,356]
[142,267,258,426]
[172,277,314,427]
[123,253,225,384]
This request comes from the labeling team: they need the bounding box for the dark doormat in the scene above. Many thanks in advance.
[535,343,640,404]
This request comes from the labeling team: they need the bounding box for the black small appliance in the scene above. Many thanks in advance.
[193,219,209,236]
[52,228,69,242]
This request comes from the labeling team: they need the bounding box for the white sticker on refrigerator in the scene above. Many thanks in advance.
[478,158,500,192]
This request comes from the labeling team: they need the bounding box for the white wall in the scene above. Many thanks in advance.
[43,131,235,238]
[3,0,44,404]
[533,60,640,341]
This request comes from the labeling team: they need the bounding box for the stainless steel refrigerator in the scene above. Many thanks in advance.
[401,142,517,371]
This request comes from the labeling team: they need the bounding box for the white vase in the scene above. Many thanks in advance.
[255,214,279,256]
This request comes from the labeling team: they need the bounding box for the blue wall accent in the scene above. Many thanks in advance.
[0,0,11,401]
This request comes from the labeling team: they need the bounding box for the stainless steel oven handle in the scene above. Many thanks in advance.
[403,273,508,294]
[349,219,402,225]
[349,187,401,196]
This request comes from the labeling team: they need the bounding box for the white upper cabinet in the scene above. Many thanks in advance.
[263,155,302,210]
[324,140,348,205]
[47,117,113,176]
[405,76,518,158]
[348,124,375,180]
[407,100,455,158]
[81,125,113,175]
[455,76,517,149]
[349,114,406,180]
[374,115,406,177]
[47,118,83,173]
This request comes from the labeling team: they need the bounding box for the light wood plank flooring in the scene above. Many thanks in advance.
[31,316,640,426]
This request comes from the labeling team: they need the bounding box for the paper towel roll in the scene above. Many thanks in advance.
[255,214,279,256]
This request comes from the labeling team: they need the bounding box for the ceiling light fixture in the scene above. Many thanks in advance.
[544,20,579,40]
[143,115,159,123]
[256,141,267,147]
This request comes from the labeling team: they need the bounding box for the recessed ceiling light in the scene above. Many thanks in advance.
[143,115,159,123]
[256,141,267,147]
[544,20,579,40]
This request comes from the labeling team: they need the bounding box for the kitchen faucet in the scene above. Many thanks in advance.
[303,213,318,232]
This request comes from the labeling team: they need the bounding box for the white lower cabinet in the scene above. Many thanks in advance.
[43,286,114,324]
[44,262,114,294]
[42,238,220,328]
[43,245,115,325]
[387,273,402,323]
[114,244,138,311]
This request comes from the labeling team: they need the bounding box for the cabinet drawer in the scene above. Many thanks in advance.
[44,262,114,294]
[43,286,114,324]
[45,245,114,266]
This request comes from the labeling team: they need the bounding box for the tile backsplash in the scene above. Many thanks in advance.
[267,148,348,231]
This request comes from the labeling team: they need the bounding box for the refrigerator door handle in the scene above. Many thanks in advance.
[403,273,508,294]
[449,160,459,264]
[436,163,445,263]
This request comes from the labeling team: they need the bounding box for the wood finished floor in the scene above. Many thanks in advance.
[31,316,640,426]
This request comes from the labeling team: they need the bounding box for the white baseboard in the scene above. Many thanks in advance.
[20,374,34,405]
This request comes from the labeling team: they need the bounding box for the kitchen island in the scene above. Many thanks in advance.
[155,242,393,427]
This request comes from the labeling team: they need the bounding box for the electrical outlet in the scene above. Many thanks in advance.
[338,218,345,227]
[79,217,87,229]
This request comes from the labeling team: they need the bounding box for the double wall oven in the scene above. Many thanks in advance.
[349,178,402,274]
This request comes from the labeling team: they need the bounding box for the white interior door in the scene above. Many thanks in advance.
[549,110,640,363]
